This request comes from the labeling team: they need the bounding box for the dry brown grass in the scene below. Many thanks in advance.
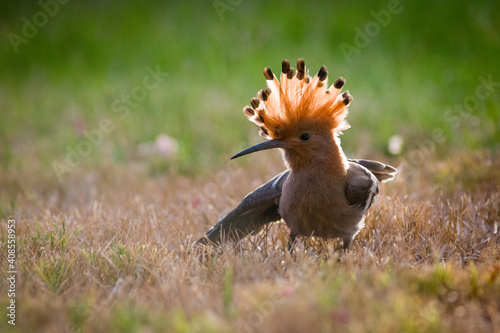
[1,150,499,333]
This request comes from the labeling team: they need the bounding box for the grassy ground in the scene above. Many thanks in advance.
[1,0,499,332]
[0,151,499,332]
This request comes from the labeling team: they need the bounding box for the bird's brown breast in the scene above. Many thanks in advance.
[279,168,365,239]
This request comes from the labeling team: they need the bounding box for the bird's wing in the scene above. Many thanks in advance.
[195,170,290,246]
[348,158,397,183]
[345,162,379,213]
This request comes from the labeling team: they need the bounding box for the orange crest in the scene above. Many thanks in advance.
[243,59,352,139]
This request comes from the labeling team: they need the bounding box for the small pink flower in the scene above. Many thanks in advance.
[280,288,294,298]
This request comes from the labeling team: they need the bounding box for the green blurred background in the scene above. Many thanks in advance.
[1,0,499,178]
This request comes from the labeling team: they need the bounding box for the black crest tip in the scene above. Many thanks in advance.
[250,98,260,109]
[259,127,269,138]
[317,66,328,81]
[334,77,346,89]
[263,67,274,80]
[243,106,255,116]
[297,58,305,72]
[259,88,271,101]
[342,91,353,105]
[282,60,290,74]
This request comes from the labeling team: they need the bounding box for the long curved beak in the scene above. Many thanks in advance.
[231,139,289,159]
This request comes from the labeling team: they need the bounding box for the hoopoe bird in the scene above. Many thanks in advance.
[195,59,397,250]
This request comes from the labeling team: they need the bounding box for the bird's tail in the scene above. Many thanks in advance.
[348,159,397,183]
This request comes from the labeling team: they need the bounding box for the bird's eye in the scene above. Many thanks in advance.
[300,133,310,141]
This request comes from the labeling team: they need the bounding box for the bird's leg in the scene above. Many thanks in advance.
[288,232,298,253]
[342,238,351,252]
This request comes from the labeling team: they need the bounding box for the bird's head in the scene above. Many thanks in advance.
[232,59,353,170]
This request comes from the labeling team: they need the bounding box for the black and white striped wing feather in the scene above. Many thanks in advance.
[345,162,379,213]
[195,170,289,246]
